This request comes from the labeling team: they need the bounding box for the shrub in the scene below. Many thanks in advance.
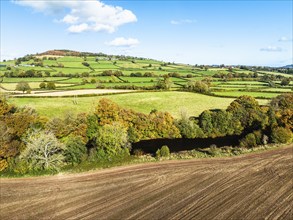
[65,136,87,165]
[39,82,46,89]
[239,133,257,148]
[156,149,161,158]
[47,82,56,90]
[271,127,292,143]
[160,145,170,157]
[133,149,144,157]
[208,144,221,157]
[156,145,170,158]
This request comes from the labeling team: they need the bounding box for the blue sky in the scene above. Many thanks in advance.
[1,0,292,66]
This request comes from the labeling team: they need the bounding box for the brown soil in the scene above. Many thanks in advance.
[1,146,292,220]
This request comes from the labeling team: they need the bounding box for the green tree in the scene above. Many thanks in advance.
[186,80,209,93]
[271,127,292,143]
[239,133,257,148]
[160,145,170,157]
[156,76,173,90]
[65,136,87,165]
[175,111,204,138]
[39,82,46,89]
[46,82,56,90]
[95,123,130,156]
[16,82,31,93]
[199,110,213,136]
[20,130,65,171]
[227,96,267,133]
[280,78,290,86]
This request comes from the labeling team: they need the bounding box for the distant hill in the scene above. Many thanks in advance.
[282,64,293,69]
[39,50,106,57]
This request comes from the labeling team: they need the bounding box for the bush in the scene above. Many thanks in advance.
[208,144,221,157]
[156,145,170,158]
[239,133,257,148]
[47,82,56,90]
[65,136,87,165]
[271,127,292,143]
[156,149,161,158]
[39,82,46,89]
[133,149,144,157]
[160,145,170,157]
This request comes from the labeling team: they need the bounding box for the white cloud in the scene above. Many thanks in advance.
[260,46,283,52]
[107,37,140,47]
[61,15,79,24]
[171,19,197,25]
[13,0,137,33]
[68,23,89,33]
[278,36,292,42]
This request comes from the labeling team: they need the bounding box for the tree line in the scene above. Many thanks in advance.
[0,93,292,174]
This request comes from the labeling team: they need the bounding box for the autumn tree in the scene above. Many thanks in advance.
[0,99,40,171]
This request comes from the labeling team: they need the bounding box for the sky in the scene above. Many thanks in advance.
[1,0,292,66]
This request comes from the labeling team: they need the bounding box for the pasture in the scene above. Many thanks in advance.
[9,91,246,118]
[0,54,291,119]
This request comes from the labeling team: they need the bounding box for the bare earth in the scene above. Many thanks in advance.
[1,146,292,220]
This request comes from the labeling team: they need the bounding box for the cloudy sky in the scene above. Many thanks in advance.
[1,0,292,66]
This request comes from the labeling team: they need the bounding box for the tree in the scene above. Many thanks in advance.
[65,136,87,165]
[46,82,56,90]
[16,82,31,93]
[270,94,293,130]
[82,62,90,67]
[239,133,257,148]
[175,111,204,138]
[186,80,209,93]
[271,127,292,143]
[199,110,213,136]
[227,96,267,133]
[20,130,65,171]
[280,78,290,86]
[44,71,51,77]
[0,99,40,171]
[95,123,130,157]
[156,76,173,90]
[39,82,46,89]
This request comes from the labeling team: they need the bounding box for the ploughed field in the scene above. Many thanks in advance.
[0,146,292,219]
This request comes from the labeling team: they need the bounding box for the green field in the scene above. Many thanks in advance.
[1,54,291,119]
[9,91,256,118]
[213,91,283,98]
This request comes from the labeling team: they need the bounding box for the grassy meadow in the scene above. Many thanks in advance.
[0,54,291,119]
[9,91,254,118]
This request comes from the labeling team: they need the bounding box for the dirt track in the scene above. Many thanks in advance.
[12,89,135,97]
[1,146,292,220]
